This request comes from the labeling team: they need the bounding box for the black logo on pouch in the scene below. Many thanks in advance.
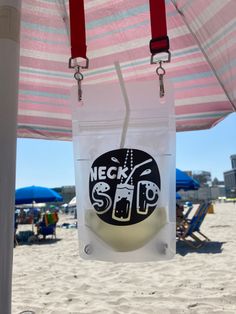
[89,149,160,225]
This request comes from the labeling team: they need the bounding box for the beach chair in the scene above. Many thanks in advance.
[184,202,194,218]
[176,201,211,248]
[36,212,58,240]
[37,223,57,239]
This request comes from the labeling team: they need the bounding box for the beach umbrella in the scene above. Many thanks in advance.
[176,168,200,191]
[68,196,76,208]
[15,185,63,205]
[17,0,236,140]
[15,186,62,232]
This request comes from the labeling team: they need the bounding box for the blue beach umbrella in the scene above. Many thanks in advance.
[176,169,200,191]
[15,185,63,205]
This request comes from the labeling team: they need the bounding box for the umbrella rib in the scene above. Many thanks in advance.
[170,0,236,112]
[56,0,70,41]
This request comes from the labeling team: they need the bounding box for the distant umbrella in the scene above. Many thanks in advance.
[68,196,76,208]
[176,169,200,192]
[15,185,63,205]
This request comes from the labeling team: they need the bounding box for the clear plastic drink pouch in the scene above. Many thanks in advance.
[71,76,176,262]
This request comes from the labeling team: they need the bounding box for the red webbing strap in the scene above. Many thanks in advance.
[149,0,169,55]
[69,0,87,60]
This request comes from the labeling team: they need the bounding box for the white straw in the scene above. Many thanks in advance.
[114,61,130,148]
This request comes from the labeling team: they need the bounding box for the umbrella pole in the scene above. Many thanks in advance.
[0,1,21,314]
[32,202,35,233]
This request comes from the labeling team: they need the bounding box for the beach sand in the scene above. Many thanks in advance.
[12,202,236,314]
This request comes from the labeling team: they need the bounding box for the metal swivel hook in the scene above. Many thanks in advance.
[74,66,84,101]
[69,57,89,102]
[156,61,166,98]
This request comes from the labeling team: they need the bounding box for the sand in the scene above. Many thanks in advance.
[12,202,236,314]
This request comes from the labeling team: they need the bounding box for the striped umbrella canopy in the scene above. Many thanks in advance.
[18,0,236,140]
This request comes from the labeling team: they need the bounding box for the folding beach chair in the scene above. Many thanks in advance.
[176,201,211,248]
[36,212,58,240]
[37,224,57,239]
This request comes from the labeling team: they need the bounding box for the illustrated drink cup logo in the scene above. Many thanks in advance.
[89,149,161,226]
[112,183,134,222]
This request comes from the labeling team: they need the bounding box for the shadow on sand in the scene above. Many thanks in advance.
[176,240,225,256]
[16,237,62,247]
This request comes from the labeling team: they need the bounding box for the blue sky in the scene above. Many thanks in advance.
[15,112,236,188]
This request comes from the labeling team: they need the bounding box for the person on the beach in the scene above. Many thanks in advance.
[19,208,26,223]
[176,203,189,236]
[14,212,18,247]
[176,203,184,224]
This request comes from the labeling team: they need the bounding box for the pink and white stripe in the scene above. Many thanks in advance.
[18,0,236,140]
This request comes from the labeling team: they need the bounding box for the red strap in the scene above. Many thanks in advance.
[69,0,87,59]
[149,0,169,55]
